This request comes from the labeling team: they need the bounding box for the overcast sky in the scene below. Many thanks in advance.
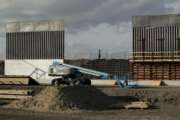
[0,0,180,59]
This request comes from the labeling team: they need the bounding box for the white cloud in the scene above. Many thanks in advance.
[0,0,13,10]
[164,0,180,13]
[0,0,179,59]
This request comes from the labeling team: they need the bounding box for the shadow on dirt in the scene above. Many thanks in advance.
[59,86,140,110]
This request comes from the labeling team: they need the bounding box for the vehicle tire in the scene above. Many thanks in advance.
[85,79,91,85]
[81,78,91,85]
[69,81,74,86]
[74,80,81,85]
[52,79,60,86]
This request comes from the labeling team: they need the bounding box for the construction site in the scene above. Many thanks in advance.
[1,14,180,120]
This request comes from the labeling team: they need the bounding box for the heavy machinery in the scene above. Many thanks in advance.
[47,61,129,87]
[0,60,128,87]
[48,63,90,86]
[48,62,116,86]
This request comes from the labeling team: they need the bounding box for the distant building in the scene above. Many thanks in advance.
[130,14,180,80]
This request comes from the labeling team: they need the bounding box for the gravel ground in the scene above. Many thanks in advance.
[0,106,179,120]
[1,86,180,120]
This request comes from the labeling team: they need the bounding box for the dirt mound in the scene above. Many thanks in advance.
[6,86,117,112]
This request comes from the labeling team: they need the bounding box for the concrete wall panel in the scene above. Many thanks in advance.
[5,59,64,84]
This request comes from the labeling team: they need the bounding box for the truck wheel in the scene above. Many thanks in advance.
[52,79,60,86]
[69,81,74,86]
[84,79,91,85]
[74,80,81,85]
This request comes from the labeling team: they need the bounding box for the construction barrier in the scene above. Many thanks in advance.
[91,79,116,86]
[163,80,180,86]
[136,80,162,87]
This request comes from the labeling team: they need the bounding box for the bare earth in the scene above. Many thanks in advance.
[0,86,180,120]
[0,106,179,120]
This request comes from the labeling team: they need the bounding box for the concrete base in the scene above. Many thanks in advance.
[5,59,63,84]
[129,80,180,87]
[136,80,162,87]
[163,80,180,86]
[91,79,116,86]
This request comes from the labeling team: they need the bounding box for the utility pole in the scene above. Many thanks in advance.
[98,49,101,60]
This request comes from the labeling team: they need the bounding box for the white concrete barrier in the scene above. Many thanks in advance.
[163,80,180,86]
[135,80,162,87]
[129,80,180,87]
[91,79,116,86]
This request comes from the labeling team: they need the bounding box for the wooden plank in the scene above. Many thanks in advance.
[125,101,149,109]
[0,90,32,95]
[0,78,30,85]
[0,95,32,99]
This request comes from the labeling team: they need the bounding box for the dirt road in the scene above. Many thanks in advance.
[0,106,179,120]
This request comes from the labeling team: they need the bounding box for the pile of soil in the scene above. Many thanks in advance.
[6,86,116,112]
